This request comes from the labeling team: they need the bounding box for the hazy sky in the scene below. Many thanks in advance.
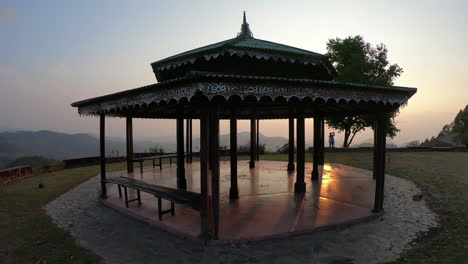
[1,0,467,146]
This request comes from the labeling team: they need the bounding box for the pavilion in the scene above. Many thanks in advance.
[72,13,416,240]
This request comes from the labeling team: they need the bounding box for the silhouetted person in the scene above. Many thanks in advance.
[329,132,335,148]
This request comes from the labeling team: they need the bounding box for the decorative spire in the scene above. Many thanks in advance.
[237,11,253,38]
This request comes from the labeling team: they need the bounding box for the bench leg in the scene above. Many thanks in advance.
[157,196,162,221]
[140,161,143,173]
[171,202,175,216]
[137,190,141,205]
[118,184,122,198]
[152,159,155,168]
[159,158,162,170]
[124,186,129,208]
[169,157,172,166]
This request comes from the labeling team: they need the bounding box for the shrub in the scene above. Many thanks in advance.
[238,143,265,154]
[149,145,165,154]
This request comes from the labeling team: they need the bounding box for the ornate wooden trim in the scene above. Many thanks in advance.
[77,81,410,116]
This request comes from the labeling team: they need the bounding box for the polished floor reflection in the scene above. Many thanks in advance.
[105,161,376,240]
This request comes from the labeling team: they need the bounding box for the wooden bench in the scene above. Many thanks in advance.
[131,153,188,172]
[106,176,201,220]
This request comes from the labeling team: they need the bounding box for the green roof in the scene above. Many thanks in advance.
[151,13,327,71]
[152,37,323,65]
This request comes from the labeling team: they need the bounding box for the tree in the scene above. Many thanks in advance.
[238,142,266,154]
[453,105,468,134]
[327,116,366,148]
[149,144,165,154]
[462,127,468,147]
[438,123,454,138]
[406,140,421,147]
[433,104,468,146]
[325,36,403,147]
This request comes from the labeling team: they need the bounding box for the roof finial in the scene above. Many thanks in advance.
[237,11,253,38]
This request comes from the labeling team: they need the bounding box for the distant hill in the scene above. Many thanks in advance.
[0,130,288,169]
[0,130,100,158]
[0,131,100,168]
[0,130,165,168]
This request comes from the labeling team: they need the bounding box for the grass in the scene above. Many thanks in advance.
[1,153,467,263]
[0,160,155,264]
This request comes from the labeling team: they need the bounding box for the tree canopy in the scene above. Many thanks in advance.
[426,105,468,147]
[325,36,403,147]
[453,105,468,134]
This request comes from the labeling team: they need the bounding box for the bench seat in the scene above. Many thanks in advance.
[131,153,188,172]
[106,176,201,220]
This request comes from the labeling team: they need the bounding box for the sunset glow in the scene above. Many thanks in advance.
[1,0,467,146]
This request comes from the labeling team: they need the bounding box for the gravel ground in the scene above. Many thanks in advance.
[45,172,438,264]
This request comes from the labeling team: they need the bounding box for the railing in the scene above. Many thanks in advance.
[0,163,63,186]
[2,146,466,186]
[306,146,468,152]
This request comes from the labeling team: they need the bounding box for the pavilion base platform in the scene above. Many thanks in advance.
[103,161,378,242]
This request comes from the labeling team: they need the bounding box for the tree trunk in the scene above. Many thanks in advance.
[348,131,358,147]
[343,129,351,147]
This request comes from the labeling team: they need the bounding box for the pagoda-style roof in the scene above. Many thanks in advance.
[151,13,335,82]
[72,13,417,120]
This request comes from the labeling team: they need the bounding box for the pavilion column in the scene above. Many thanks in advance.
[186,119,190,163]
[99,114,107,198]
[319,118,325,165]
[199,108,210,236]
[294,112,306,193]
[287,117,295,172]
[373,124,378,179]
[126,117,134,173]
[256,119,260,161]
[189,119,193,164]
[249,118,256,168]
[210,107,220,239]
[312,116,320,181]
[177,112,187,189]
[229,110,239,199]
[373,116,386,212]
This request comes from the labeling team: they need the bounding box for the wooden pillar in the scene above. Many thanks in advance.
[126,117,134,173]
[287,117,295,171]
[208,116,213,170]
[295,113,306,193]
[373,116,386,212]
[319,118,325,165]
[177,114,187,189]
[249,118,256,168]
[210,108,220,239]
[373,124,377,179]
[312,117,320,181]
[186,119,190,163]
[99,114,107,198]
[199,109,210,236]
[229,111,239,199]
[189,119,193,164]
[256,119,260,161]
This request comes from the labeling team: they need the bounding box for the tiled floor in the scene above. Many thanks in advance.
[105,161,376,240]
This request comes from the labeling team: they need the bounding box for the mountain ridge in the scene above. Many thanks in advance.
[0,130,288,168]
